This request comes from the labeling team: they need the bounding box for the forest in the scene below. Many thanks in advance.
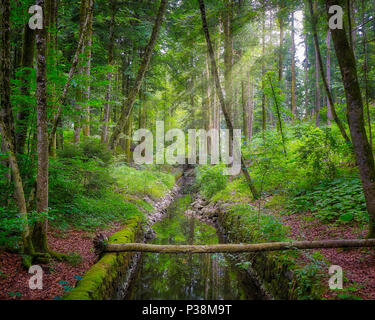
[0,0,375,302]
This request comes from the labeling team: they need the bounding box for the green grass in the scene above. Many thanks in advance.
[111,165,175,199]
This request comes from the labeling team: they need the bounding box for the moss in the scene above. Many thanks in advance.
[218,206,325,300]
[64,217,142,300]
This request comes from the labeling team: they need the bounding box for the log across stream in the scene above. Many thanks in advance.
[122,176,265,300]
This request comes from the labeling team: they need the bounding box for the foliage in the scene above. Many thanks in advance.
[293,251,327,300]
[228,204,289,243]
[195,164,228,198]
[0,208,22,249]
[58,137,112,166]
[111,164,175,199]
[289,176,368,224]
[48,146,175,230]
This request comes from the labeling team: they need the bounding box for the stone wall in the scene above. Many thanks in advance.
[64,218,143,300]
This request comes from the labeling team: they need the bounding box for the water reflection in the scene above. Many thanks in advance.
[128,195,249,300]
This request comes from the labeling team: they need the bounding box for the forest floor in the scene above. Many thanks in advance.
[273,200,375,300]
[1,197,374,300]
[0,223,124,300]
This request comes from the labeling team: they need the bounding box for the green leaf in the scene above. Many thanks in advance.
[339,213,354,222]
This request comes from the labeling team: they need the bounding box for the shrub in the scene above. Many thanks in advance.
[289,176,368,224]
[58,137,112,166]
[195,164,228,198]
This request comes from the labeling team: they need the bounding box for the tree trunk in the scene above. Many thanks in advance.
[278,4,284,83]
[326,0,375,238]
[198,0,259,200]
[291,11,297,118]
[327,31,333,125]
[361,0,372,150]
[103,239,375,253]
[0,0,33,254]
[32,0,49,253]
[108,0,168,149]
[47,0,58,157]
[83,0,94,137]
[73,0,88,144]
[101,0,116,144]
[16,24,35,155]
[304,32,309,116]
[242,81,248,141]
[309,0,351,142]
[248,75,254,142]
[49,9,91,145]
[261,3,266,132]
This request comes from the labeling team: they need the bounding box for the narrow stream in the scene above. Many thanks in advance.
[125,178,262,300]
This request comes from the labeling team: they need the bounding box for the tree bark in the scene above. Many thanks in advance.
[261,2,266,131]
[103,239,375,253]
[32,0,49,253]
[304,31,309,116]
[325,32,332,126]
[291,11,297,118]
[101,1,116,144]
[247,75,254,142]
[16,24,35,154]
[0,0,33,254]
[198,0,259,200]
[74,0,89,144]
[108,0,168,149]
[49,11,91,146]
[278,3,284,83]
[223,0,233,127]
[83,0,94,137]
[309,0,351,143]
[361,0,372,150]
[242,80,248,141]
[325,0,375,238]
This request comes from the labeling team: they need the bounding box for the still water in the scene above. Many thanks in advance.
[126,194,258,300]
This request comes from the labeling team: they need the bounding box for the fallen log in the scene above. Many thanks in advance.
[103,239,375,254]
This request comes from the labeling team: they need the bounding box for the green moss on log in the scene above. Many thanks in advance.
[64,217,142,300]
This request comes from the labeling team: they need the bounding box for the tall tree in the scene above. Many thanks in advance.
[101,0,117,144]
[83,0,94,137]
[108,0,168,149]
[261,2,266,131]
[242,80,248,141]
[223,0,234,126]
[247,75,254,142]
[16,24,35,154]
[0,0,33,255]
[361,0,372,149]
[291,11,297,118]
[32,0,50,253]
[327,31,333,125]
[309,0,351,142]
[277,1,285,83]
[198,0,259,200]
[326,0,375,238]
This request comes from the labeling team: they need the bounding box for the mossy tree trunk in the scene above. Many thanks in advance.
[0,0,34,255]
[325,0,375,238]
[32,0,50,253]
[309,0,351,143]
